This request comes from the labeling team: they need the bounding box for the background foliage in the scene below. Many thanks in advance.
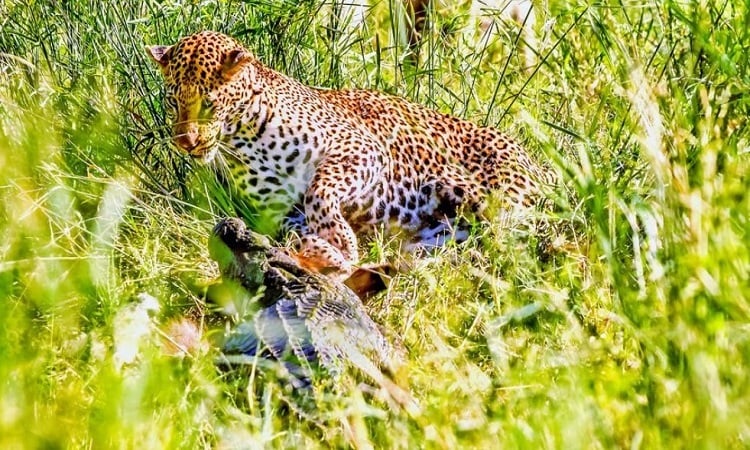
[1,0,748,448]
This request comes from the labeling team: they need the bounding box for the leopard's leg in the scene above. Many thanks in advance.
[291,137,386,276]
[301,192,358,276]
[467,132,559,210]
[294,163,371,277]
[432,167,489,219]
[277,205,353,277]
[296,234,354,277]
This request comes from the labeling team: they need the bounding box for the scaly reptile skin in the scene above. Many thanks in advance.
[210,218,417,414]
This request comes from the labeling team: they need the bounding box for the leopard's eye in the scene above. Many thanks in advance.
[163,94,178,117]
[198,98,214,121]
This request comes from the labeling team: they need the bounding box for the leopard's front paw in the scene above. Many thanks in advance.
[294,235,354,280]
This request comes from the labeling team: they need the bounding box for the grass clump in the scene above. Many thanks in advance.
[1,0,749,448]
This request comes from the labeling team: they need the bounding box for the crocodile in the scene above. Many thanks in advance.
[209,218,418,414]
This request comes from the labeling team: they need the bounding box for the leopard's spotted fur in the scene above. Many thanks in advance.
[147,31,556,275]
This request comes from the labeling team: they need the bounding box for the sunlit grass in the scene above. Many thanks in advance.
[1,0,749,448]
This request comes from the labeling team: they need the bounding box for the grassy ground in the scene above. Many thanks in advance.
[1,0,749,448]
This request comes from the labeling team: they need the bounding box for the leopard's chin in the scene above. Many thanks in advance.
[188,143,219,163]
[201,148,219,163]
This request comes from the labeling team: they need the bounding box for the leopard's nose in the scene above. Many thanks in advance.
[175,131,199,152]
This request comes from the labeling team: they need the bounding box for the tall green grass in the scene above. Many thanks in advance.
[1,0,748,448]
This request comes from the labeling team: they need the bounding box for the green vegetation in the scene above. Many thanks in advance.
[1,1,748,448]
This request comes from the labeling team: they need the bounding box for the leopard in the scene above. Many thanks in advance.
[147,30,557,277]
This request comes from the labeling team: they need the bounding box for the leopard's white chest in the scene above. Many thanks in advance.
[221,115,322,219]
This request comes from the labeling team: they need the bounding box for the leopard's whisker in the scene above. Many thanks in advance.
[211,143,235,180]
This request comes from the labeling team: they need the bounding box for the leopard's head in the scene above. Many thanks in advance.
[147,31,258,161]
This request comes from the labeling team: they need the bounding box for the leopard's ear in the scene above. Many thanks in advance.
[147,45,172,68]
[221,48,252,80]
